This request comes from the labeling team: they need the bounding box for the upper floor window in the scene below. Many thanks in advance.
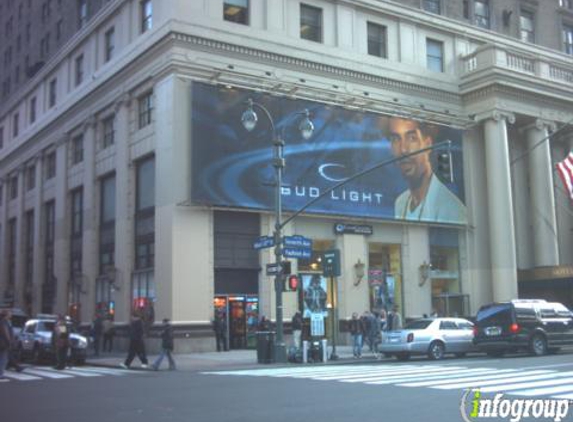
[224,0,249,25]
[367,22,387,58]
[71,134,84,164]
[12,112,19,137]
[9,175,18,200]
[475,0,490,29]
[56,19,63,40]
[100,174,116,224]
[102,115,115,148]
[423,0,441,14]
[300,4,322,43]
[564,24,573,55]
[26,165,35,191]
[426,38,444,72]
[71,188,83,236]
[141,0,152,32]
[48,78,57,107]
[74,54,84,86]
[520,11,534,43]
[30,96,37,124]
[138,92,153,128]
[45,151,56,180]
[78,0,88,29]
[104,27,115,62]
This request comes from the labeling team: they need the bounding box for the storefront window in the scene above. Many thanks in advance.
[368,243,402,314]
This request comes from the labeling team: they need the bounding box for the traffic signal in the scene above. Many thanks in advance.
[437,151,453,183]
[285,274,299,292]
[281,261,292,275]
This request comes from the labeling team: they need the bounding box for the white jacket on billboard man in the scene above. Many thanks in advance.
[387,117,467,224]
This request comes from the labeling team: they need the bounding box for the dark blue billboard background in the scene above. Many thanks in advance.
[191,83,466,225]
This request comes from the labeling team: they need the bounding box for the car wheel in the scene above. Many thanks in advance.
[395,353,411,361]
[428,341,445,360]
[454,352,466,358]
[530,334,547,356]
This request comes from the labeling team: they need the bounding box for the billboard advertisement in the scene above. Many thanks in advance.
[191,83,466,225]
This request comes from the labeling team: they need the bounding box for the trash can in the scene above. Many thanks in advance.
[256,331,276,364]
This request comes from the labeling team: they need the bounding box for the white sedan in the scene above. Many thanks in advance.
[380,317,477,360]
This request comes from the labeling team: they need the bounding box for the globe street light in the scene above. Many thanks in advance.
[242,98,313,363]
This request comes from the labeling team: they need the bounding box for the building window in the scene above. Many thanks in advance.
[71,134,83,164]
[9,175,18,200]
[30,96,36,123]
[56,19,63,40]
[71,187,83,237]
[45,151,56,179]
[475,0,490,28]
[367,22,387,58]
[48,78,57,107]
[102,115,115,148]
[74,54,84,86]
[26,165,35,191]
[224,0,248,25]
[104,27,114,62]
[423,0,441,14]
[99,174,116,274]
[141,0,152,32]
[563,24,573,55]
[78,0,88,28]
[138,92,153,128]
[135,156,155,270]
[70,188,83,303]
[300,4,322,43]
[520,11,534,43]
[12,112,19,137]
[426,38,444,72]
[24,210,34,315]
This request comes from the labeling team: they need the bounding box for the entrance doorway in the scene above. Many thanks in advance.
[214,295,258,349]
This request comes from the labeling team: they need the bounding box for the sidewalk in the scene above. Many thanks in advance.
[86,345,384,372]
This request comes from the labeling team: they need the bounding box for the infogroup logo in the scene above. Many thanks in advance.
[460,390,571,422]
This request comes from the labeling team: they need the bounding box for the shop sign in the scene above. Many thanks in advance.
[334,223,373,235]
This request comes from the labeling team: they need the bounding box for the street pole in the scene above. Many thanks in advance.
[330,275,339,360]
[273,135,287,363]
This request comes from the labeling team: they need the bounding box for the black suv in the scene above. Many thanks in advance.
[473,299,573,357]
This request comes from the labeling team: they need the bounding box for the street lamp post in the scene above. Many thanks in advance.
[241,99,314,363]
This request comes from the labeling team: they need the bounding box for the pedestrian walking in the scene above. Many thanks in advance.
[152,319,176,371]
[52,315,70,370]
[102,317,114,352]
[4,310,24,372]
[291,311,303,350]
[91,315,103,356]
[258,316,271,331]
[349,312,365,358]
[0,310,12,382]
[120,312,149,369]
[212,312,228,352]
[387,305,403,331]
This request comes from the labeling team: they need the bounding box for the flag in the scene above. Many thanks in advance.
[556,151,573,201]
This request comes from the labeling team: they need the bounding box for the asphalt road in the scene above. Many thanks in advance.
[3,351,573,422]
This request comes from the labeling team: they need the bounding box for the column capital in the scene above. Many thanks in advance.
[520,119,557,134]
[114,93,132,113]
[476,110,516,124]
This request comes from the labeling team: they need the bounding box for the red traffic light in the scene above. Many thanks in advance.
[287,275,299,291]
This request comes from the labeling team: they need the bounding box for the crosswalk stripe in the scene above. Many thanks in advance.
[401,370,550,388]
[311,366,463,380]
[23,368,74,379]
[2,371,42,381]
[352,368,501,384]
[70,366,132,375]
[509,385,573,397]
[55,368,103,377]
[478,376,573,393]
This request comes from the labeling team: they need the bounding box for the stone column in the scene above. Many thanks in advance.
[82,117,98,322]
[484,111,518,301]
[113,95,132,322]
[14,165,26,308]
[0,176,7,300]
[54,135,70,313]
[32,153,44,315]
[525,120,559,267]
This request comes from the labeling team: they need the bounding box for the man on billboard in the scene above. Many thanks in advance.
[387,117,466,223]
[303,274,327,318]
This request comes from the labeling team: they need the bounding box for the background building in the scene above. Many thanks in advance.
[0,0,572,352]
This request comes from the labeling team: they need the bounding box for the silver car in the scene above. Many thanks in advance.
[380,317,476,360]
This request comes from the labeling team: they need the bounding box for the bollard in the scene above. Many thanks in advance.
[302,340,308,363]
[321,339,328,363]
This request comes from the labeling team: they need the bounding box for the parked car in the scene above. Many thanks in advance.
[473,299,573,357]
[17,316,88,365]
[379,317,476,361]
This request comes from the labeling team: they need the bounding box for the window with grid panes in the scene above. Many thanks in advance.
[135,157,155,270]
[30,96,36,123]
[224,0,248,25]
[102,115,114,148]
[49,78,57,107]
[423,0,441,14]
[75,54,84,86]
[475,0,490,28]
[300,4,322,42]
[141,0,152,32]
[520,11,534,43]
[26,165,35,191]
[45,151,56,179]
[564,25,573,55]
[71,134,84,164]
[104,27,114,62]
[99,174,115,274]
[426,38,444,72]
[367,22,387,58]
[138,92,153,128]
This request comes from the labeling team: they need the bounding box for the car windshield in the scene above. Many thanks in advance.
[476,304,512,324]
[38,321,56,332]
[404,320,433,330]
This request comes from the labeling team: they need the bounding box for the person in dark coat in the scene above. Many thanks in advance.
[91,315,103,356]
[120,312,149,369]
[213,312,228,352]
[349,312,366,358]
[291,311,303,350]
[52,315,70,370]
[152,318,176,371]
[0,310,11,381]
